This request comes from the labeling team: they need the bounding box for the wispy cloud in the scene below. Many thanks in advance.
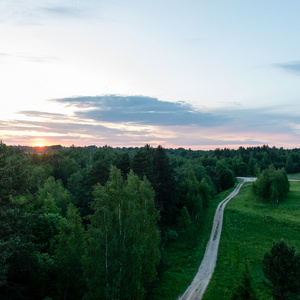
[40,4,86,18]
[0,0,97,25]
[274,61,300,75]
[19,111,66,119]
[0,52,60,64]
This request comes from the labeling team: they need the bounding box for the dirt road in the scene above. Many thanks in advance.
[179,178,255,300]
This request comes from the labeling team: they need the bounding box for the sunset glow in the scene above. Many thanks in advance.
[35,143,45,148]
[0,1,300,149]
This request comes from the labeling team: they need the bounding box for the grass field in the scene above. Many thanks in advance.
[147,187,236,300]
[288,172,300,180]
[203,181,300,300]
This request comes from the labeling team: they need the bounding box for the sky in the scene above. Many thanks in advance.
[1,0,300,150]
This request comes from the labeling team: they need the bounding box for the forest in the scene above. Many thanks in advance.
[0,141,299,299]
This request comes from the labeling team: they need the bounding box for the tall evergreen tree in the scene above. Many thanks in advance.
[263,241,300,300]
[113,152,131,178]
[231,261,258,300]
[153,145,178,223]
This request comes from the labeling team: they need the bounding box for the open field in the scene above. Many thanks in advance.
[203,181,300,300]
[148,187,236,300]
[288,173,300,180]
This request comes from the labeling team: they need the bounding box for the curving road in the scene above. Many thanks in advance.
[179,177,256,300]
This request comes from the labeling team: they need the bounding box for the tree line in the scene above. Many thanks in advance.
[0,142,299,299]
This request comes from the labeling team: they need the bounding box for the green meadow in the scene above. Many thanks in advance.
[203,181,300,300]
[150,180,300,300]
[148,187,236,299]
[288,173,300,180]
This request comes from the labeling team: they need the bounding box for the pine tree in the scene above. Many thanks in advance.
[231,261,258,300]
[263,241,300,300]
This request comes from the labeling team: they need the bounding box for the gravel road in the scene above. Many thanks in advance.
[179,178,256,300]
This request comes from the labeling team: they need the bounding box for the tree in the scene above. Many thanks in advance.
[152,145,178,224]
[263,240,300,300]
[184,170,202,219]
[37,176,73,216]
[252,166,290,203]
[30,213,63,254]
[215,160,235,191]
[0,142,38,299]
[84,167,160,299]
[231,261,258,300]
[199,178,211,208]
[177,206,191,229]
[0,141,13,204]
[67,168,92,217]
[285,155,295,174]
[55,204,85,300]
[113,152,131,178]
[132,145,155,182]
[47,152,80,187]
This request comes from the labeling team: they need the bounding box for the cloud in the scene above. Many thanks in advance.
[40,5,83,18]
[19,111,66,119]
[0,1,97,25]
[53,95,229,127]
[0,53,59,64]
[274,61,300,75]
[2,96,300,149]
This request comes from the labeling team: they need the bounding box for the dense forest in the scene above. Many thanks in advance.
[0,141,299,299]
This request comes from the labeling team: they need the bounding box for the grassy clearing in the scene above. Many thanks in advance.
[147,187,236,300]
[203,181,300,300]
[288,172,300,180]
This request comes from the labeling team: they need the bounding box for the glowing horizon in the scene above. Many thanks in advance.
[1,2,300,150]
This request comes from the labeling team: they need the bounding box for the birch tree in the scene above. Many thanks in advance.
[84,166,160,300]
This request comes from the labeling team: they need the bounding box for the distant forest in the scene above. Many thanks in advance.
[1,142,299,299]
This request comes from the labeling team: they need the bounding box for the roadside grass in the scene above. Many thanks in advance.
[288,172,300,180]
[147,187,236,300]
[203,181,300,300]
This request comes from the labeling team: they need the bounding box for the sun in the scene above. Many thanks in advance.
[35,142,45,148]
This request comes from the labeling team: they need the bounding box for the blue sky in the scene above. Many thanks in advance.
[1,1,300,149]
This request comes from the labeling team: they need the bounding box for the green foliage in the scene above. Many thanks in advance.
[113,152,131,177]
[263,240,300,300]
[0,142,38,299]
[0,141,12,203]
[163,229,179,243]
[2,142,300,298]
[29,163,53,193]
[252,166,290,203]
[231,261,258,300]
[0,204,38,298]
[55,203,85,299]
[177,206,191,228]
[216,160,235,191]
[38,176,73,216]
[30,213,63,254]
[35,252,56,299]
[199,178,211,208]
[184,170,202,219]
[47,151,80,187]
[84,167,160,299]
[153,145,178,223]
